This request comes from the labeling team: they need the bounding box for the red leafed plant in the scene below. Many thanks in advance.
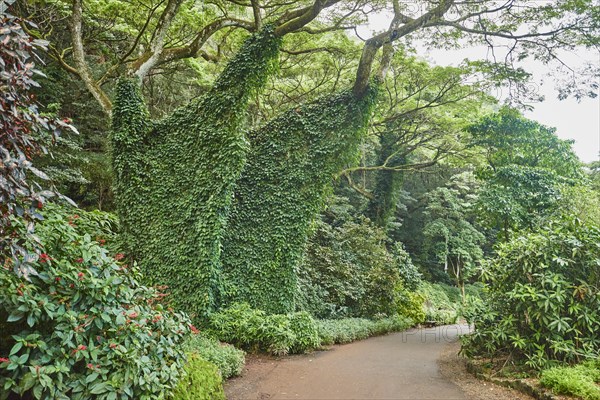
[0,12,76,278]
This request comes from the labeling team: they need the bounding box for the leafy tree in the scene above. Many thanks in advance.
[296,196,413,318]
[422,173,484,296]
[112,27,283,319]
[471,108,583,239]
[470,107,582,180]
[356,51,490,228]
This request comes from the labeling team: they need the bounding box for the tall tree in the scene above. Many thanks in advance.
[470,108,583,239]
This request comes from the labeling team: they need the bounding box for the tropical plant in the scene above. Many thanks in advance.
[462,218,600,369]
[0,205,191,400]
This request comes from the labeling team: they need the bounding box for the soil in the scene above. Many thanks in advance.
[224,324,535,400]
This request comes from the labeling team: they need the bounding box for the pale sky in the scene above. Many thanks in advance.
[361,13,600,164]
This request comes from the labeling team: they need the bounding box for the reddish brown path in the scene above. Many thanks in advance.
[225,324,472,400]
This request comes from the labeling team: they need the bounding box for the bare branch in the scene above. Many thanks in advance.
[251,0,262,30]
[274,0,342,37]
[133,0,184,80]
[353,0,456,97]
[70,0,112,115]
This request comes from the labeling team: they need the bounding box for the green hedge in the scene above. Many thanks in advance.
[184,335,245,379]
[317,316,413,346]
[207,303,320,356]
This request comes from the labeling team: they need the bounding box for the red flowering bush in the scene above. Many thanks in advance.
[0,205,191,399]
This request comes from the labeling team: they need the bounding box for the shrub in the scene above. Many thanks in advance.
[208,303,320,355]
[462,219,600,369]
[540,361,600,400]
[395,288,426,324]
[0,205,191,399]
[183,335,245,379]
[172,354,226,400]
[0,14,76,278]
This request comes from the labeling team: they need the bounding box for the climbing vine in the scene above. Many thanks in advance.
[112,26,281,319]
[222,86,378,314]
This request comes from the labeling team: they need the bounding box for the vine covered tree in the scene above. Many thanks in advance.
[107,0,597,317]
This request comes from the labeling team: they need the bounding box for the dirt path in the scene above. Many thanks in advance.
[224,324,533,400]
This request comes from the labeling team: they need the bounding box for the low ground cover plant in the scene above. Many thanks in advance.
[207,303,320,355]
[317,316,413,346]
[183,335,245,379]
[540,360,600,400]
[172,354,226,400]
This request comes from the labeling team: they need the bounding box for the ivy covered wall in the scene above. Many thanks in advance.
[112,27,281,319]
[222,87,378,314]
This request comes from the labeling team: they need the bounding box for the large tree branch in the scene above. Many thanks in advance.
[149,18,255,67]
[70,0,112,115]
[353,0,455,97]
[133,0,183,80]
[274,0,341,37]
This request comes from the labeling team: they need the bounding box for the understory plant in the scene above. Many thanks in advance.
[418,282,461,325]
[540,360,600,400]
[183,335,245,379]
[462,218,600,369]
[207,303,320,355]
[0,205,191,399]
[297,204,414,319]
[317,316,413,346]
[172,354,226,400]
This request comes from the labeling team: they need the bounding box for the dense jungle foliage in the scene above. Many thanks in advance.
[1,0,599,398]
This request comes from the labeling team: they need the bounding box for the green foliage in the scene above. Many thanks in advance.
[477,165,564,237]
[0,14,76,277]
[469,107,582,180]
[470,108,583,240]
[366,130,406,228]
[395,289,426,324]
[111,26,282,319]
[0,204,190,400]
[183,335,245,379]
[222,86,378,314]
[422,173,484,286]
[172,354,226,400]
[462,218,600,369]
[392,242,423,291]
[296,210,409,319]
[207,303,320,356]
[540,360,600,400]
[316,316,413,346]
[418,282,461,325]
